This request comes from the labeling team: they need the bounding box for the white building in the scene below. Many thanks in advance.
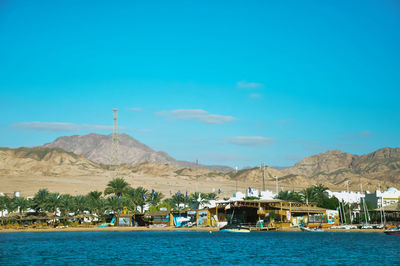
[326,190,364,204]
[365,187,400,208]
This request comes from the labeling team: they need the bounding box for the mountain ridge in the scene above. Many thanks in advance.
[43,133,232,172]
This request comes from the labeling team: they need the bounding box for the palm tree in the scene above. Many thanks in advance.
[300,187,314,204]
[148,190,163,207]
[87,191,103,216]
[46,193,61,223]
[205,192,218,201]
[189,192,210,209]
[0,195,8,224]
[106,196,123,214]
[59,194,74,222]
[13,197,30,223]
[133,187,148,213]
[73,195,87,215]
[32,189,50,214]
[124,187,137,212]
[5,196,17,222]
[169,193,186,211]
[275,190,302,202]
[104,178,130,198]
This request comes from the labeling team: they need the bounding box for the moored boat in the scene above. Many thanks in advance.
[220,224,251,233]
[300,226,324,232]
[384,226,400,235]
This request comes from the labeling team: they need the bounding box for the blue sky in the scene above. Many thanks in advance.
[1,0,399,167]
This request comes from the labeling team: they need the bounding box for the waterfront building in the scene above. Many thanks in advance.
[326,190,364,204]
[365,187,400,208]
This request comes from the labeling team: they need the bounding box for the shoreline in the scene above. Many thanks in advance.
[0,226,385,233]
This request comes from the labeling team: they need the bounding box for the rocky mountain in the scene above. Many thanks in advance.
[0,147,105,177]
[283,147,400,190]
[43,133,232,172]
[0,146,399,196]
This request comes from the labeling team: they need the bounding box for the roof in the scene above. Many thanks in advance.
[374,203,400,212]
[281,206,327,213]
[144,211,170,216]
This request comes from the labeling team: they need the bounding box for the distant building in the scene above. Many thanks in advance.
[326,190,364,204]
[365,187,400,208]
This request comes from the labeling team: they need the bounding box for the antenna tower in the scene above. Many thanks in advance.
[260,162,265,192]
[111,108,120,165]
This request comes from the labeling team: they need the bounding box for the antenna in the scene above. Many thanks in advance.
[260,162,265,192]
[111,108,120,165]
[235,166,238,192]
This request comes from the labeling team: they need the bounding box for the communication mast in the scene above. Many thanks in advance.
[111,108,120,165]
[260,162,265,192]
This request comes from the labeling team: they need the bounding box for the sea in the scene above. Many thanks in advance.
[0,231,399,265]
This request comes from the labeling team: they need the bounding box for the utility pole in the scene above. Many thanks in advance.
[275,176,279,194]
[235,166,238,193]
[347,181,352,224]
[260,163,265,192]
[111,108,120,166]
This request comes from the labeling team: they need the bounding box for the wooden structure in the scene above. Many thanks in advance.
[207,200,338,228]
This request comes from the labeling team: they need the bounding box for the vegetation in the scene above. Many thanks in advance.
[275,184,339,209]
[0,177,222,225]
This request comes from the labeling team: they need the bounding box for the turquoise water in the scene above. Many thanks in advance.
[0,231,399,265]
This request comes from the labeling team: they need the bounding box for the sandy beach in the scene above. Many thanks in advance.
[0,226,385,233]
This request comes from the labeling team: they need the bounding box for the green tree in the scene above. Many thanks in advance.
[86,191,103,215]
[73,195,87,215]
[300,187,314,204]
[189,192,209,209]
[275,190,302,202]
[106,196,123,214]
[148,190,163,207]
[104,178,130,198]
[32,189,50,213]
[167,193,187,211]
[0,195,8,225]
[59,194,74,221]
[13,196,30,223]
[204,192,218,200]
[46,192,61,223]
[4,195,17,215]
[133,187,149,213]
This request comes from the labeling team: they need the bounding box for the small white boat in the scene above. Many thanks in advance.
[300,227,324,232]
[361,224,374,229]
[220,224,251,233]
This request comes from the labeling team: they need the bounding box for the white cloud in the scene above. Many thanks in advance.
[129,107,142,111]
[226,136,275,146]
[13,122,113,132]
[156,109,237,124]
[237,81,263,89]
[249,93,261,99]
[359,131,373,137]
[280,119,293,125]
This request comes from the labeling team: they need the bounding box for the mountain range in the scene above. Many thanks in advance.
[43,133,232,172]
[0,133,399,196]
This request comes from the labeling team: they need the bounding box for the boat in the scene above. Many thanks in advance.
[300,226,324,232]
[384,226,400,235]
[220,224,251,233]
[220,201,250,233]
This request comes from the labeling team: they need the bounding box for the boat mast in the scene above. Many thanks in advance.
[360,184,368,225]
[378,184,386,225]
[347,181,352,224]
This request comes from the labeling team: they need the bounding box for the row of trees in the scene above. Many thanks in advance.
[0,178,219,223]
[275,184,339,209]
